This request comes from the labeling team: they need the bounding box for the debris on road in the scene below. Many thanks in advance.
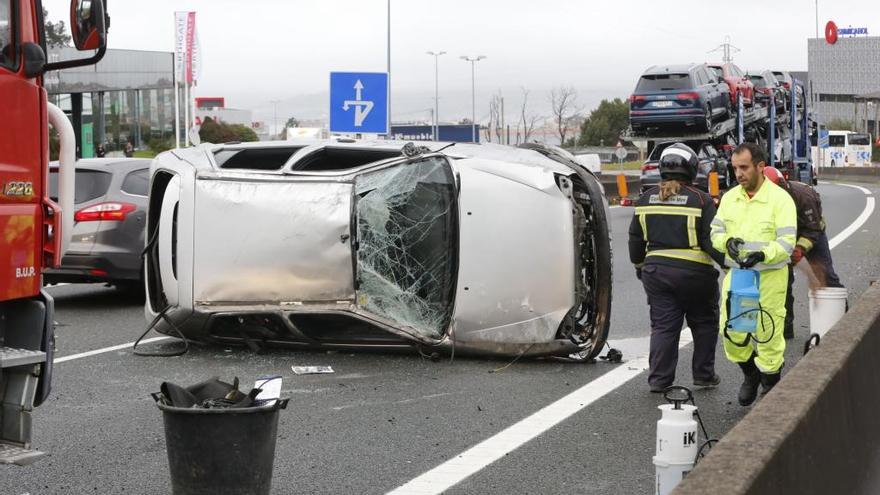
[292,365,335,375]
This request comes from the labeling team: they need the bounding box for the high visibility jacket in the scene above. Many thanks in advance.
[785,180,825,252]
[710,179,797,373]
[710,179,797,270]
[628,183,726,272]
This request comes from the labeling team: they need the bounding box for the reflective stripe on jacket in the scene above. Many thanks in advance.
[628,184,726,270]
[785,180,825,252]
[710,179,797,270]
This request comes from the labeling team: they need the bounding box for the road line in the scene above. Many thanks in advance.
[391,182,877,494]
[387,330,693,495]
[53,337,171,363]
[834,183,873,196]
[828,183,875,249]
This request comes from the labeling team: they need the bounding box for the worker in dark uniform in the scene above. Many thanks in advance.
[629,143,726,393]
[763,166,845,339]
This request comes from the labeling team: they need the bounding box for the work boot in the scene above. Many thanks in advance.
[737,358,761,406]
[760,371,782,395]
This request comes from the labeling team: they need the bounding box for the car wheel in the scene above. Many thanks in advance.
[567,172,612,362]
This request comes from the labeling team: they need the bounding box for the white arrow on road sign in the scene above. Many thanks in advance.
[342,80,375,127]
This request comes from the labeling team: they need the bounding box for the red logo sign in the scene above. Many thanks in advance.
[825,21,838,44]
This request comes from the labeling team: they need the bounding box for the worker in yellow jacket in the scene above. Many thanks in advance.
[710,142,797,406]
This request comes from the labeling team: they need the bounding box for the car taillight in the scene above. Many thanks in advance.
[676,92,699,100]
[782,82,790,89]
[642,164,658,171]
[631,95,646,102]
[74,202,137,222]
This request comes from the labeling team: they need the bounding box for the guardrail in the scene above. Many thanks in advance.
[819,166,880,182]
[673,282,880,495]
[598,173,639,201]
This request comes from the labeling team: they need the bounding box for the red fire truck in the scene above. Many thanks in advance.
[0,0,107,465]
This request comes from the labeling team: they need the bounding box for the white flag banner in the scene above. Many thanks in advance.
[174,11,188,81]
[190,18,202,84]
[184,12,197,84]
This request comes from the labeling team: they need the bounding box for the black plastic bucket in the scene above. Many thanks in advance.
[155,398,289,495]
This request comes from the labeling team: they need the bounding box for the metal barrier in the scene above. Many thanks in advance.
[673,283,880,495]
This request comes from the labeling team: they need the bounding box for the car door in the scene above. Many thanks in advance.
[714,67,731,110]
[695,68,716,116]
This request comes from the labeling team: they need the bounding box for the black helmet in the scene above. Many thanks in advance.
[658,143,699,182]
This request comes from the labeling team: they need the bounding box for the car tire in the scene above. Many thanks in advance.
[568,172,612,362]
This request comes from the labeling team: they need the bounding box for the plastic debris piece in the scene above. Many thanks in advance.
[253,375,282,406]
[292,366,335,375]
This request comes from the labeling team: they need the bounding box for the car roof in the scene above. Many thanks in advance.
[643,64,700,75]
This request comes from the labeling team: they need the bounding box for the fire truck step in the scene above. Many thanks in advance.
[0,347,46,368]
[0,442,45,466]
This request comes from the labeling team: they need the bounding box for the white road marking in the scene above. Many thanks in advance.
[391,183,878,494]
[387,330,693,495]
[834,183,873,196]
[53,337,171,364]
[828,183,875,249]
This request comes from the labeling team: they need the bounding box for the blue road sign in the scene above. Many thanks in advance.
[818,129,830,149]
[330,72,388,134]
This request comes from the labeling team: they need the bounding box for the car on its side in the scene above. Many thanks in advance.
[747,70,785,113]
[707,62,754,109]
[630,64,730,132]
[44,158,151,293]
[144,140,613,360]
[640,141,732,193]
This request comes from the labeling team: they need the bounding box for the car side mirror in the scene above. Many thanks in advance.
[22,43,45,78]
[70,0,108,50]
[43,0,109,73]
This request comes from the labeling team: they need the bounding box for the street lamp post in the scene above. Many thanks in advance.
[426,50,446,141]
[270,100,280,140]
[460,55,486,143]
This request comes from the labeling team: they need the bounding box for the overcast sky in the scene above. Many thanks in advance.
[43,0,877,128]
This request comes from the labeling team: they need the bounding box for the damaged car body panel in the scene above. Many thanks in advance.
[452,162,575,347]
[192,179,355,304]
[145,140,612,358]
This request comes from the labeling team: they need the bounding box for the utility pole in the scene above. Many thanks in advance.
[426,50,446,141]
[270,100,280,140]
[387,0,392,134]
[460,55,486,143]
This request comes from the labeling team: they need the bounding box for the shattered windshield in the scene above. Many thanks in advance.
[354,157,458,339]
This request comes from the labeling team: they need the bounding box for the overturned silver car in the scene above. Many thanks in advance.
[144,140,612,359]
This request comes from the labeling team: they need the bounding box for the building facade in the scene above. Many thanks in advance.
[46,47,180,158]
[808,35,880,136]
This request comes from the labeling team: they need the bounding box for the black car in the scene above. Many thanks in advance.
[44,158,150,293]
[630,63,731,132]
[640,141,732,193]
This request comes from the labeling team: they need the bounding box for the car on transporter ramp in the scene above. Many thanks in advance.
[144,139,612,360]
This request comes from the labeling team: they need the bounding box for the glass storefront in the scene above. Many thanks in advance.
[46,47,177,157]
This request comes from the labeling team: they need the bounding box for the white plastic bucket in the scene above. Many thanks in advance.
[808,287,848,337]
[653,458,693,495]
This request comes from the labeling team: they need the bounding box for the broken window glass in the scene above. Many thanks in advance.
[354,157,457,339]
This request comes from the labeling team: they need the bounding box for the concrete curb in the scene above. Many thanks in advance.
[673,282,880,495]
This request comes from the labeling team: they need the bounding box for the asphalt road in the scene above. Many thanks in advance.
[4,182,877,495]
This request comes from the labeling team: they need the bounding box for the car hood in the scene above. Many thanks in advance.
[450,158,576,343]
